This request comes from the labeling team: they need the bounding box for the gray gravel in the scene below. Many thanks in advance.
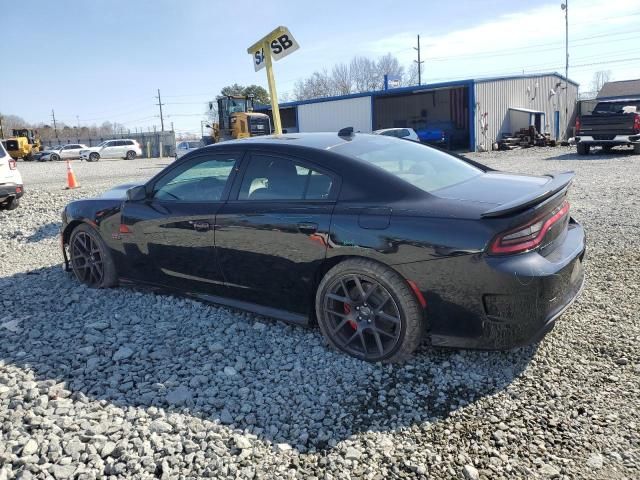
[1,149,639,479]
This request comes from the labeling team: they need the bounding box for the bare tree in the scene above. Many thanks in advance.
[590,70,612,95]
[377,53,404,89]
[332,63,352,95]
[291,53,413,101]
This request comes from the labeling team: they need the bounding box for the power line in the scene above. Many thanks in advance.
[424,28,640,62]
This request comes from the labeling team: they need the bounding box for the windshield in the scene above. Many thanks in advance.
[333,136,482,193]
[96,141,108,147]
[593,101,640,114]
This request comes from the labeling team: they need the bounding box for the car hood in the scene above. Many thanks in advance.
[99,182,143,200]
[432,171,550,206]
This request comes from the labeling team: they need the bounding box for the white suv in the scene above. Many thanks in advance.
[0,141,23,211]
[79,139,142,161]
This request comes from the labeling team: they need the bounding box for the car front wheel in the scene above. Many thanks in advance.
[69,224,118,288]
[315,258,424,363]
[51,153,60,161]
[89,152,100,162]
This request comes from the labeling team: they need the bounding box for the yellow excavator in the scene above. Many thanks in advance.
[6,129,41,161]
[206,95,272,144]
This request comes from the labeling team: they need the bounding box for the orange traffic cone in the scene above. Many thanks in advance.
[66,160,80,189]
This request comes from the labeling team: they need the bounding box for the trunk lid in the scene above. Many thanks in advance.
[579,113,637,136]
[433,171,573,218]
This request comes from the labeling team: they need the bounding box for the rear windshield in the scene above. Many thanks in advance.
[593,101,640,114]
[333,135,481,193]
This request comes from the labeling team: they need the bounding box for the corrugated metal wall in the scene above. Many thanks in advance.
[298,96,372,133]
[474,75,578,149]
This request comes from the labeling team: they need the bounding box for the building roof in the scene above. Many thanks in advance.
[597,79,640,99]
[255,72,578,111]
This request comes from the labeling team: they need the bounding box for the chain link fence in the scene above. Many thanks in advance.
[40,131,176,158]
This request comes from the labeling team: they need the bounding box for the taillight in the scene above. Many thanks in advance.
[633,114,640,133]
[575,116,581,132]
[8,160,17,170]
[489,201,570,255]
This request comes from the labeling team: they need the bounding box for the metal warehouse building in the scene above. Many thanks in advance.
[257,72,578,151]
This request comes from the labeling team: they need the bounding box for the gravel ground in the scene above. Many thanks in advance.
[0,148,638,480]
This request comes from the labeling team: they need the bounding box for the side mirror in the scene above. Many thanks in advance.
[126,185,147,201]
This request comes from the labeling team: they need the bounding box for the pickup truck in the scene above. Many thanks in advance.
[575,99,640,155]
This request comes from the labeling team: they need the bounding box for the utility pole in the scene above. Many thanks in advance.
[563,0,569,140]
[51,109,59,141]
[413,34,424,86]
[155,89,165,132]
[0,115,4,139]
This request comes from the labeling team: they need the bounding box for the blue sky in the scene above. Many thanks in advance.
[2,0,639,135]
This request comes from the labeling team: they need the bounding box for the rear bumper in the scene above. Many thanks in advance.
[576,134,640,145]
[0,183,24,201]
[398,219,586,350]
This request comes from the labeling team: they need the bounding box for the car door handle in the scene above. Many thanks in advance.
[189,221,211,232]
[297,222,318,234]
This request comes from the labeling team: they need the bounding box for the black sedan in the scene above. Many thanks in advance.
[61,132,585,362]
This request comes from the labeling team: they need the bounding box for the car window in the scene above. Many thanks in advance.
[399,129,410,138]
[124,140,134,146]
[153,154,238,202]
[333,136,481,193]
[187,141,202,149]
[238,155,333,201]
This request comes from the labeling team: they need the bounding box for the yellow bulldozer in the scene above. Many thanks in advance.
[205,95,272,144]
[6,129,41,161]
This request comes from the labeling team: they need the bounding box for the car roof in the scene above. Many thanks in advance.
[205,132,381,151]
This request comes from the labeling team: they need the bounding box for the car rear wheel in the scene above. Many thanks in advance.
[126,150,136,160]
[577,143,590,155]
[89,152,100,162]
[69,224,118,288]
[0,197,20,211]
[316,258,424,363]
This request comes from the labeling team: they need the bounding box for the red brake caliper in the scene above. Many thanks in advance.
[344,303,357,330]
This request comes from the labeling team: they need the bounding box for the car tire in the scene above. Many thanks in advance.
[51,153,60,161]
[126,150,136,160]
[1,197,20,211]
[576,143,590,156]
[315,258,424,363]
[633,143,640,155]
[68,223,118,288]
[89,152,100,162]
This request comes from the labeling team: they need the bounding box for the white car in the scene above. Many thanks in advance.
[79,139,142,161]
[40,143,88,161]
[373,128,420,142]
[175,140,204,159]
[0,141,23,211]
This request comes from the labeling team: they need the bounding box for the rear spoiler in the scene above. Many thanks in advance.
[481,171,574,218]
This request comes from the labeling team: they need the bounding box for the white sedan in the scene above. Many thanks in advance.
[40,144,88,161]
[373,128,420,142]
[175,140,204,159]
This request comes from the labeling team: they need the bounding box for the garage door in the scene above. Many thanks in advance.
[298,96,372,133]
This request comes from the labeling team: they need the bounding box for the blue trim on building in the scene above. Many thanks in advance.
[468,79,475,151]
[254,72,579,112]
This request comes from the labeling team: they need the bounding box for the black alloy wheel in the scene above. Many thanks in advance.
[126,150,136,160]
[51,153,60,161]
[69,224,117,288]
[316,259,424,362]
